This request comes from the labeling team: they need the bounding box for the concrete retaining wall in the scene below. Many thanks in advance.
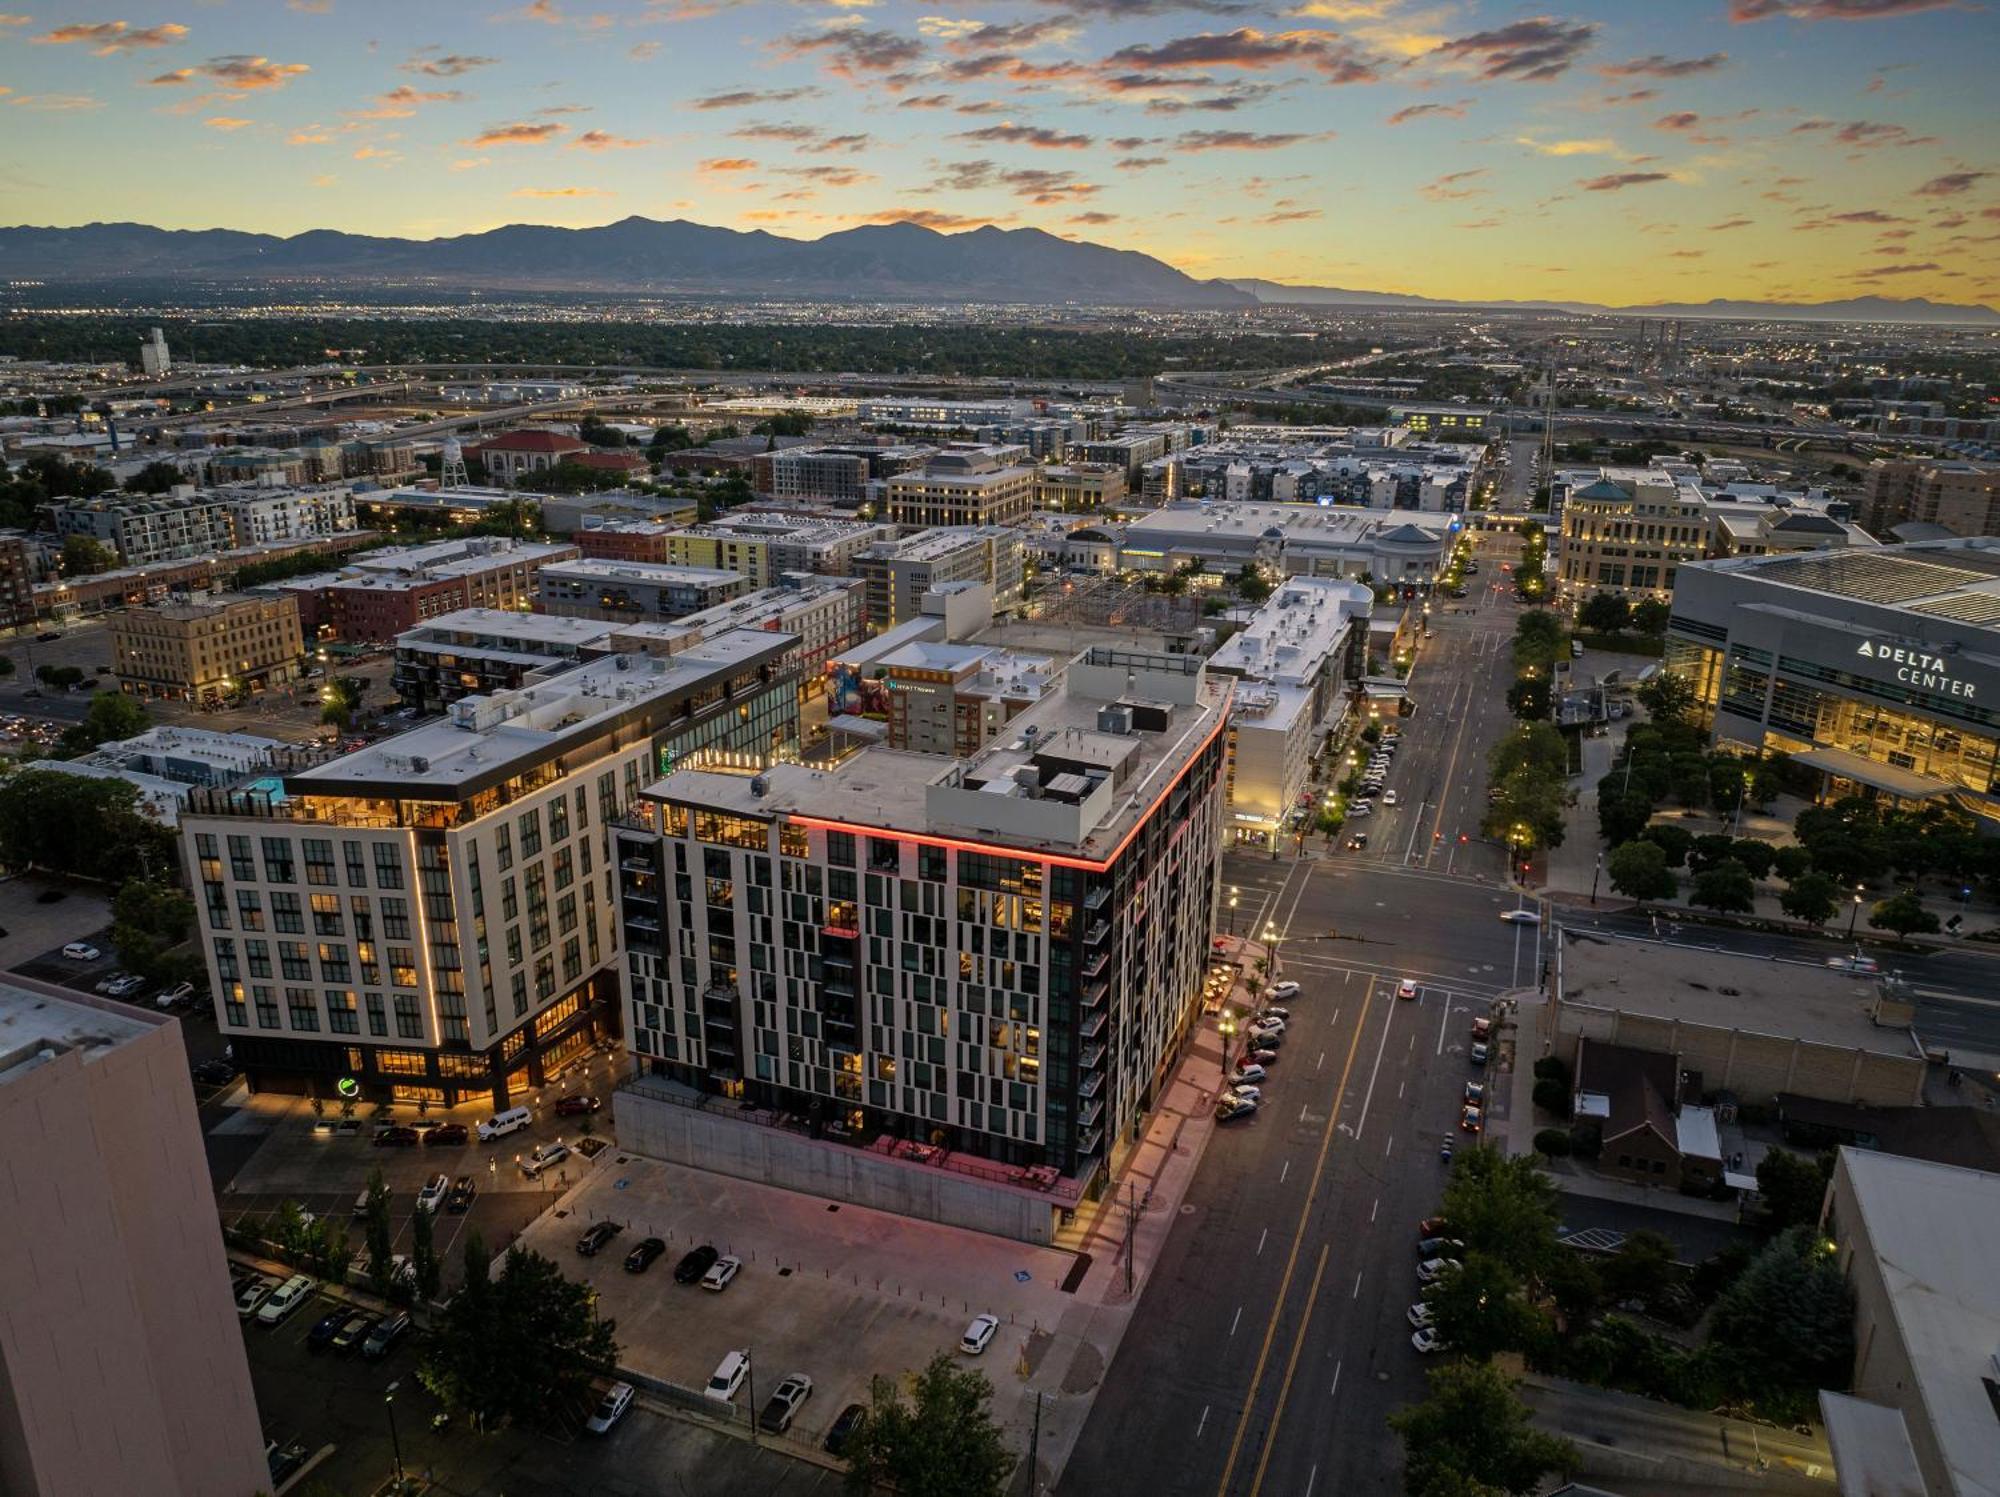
[613,1088,1060,1245]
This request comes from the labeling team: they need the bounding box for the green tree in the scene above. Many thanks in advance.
[1442,1148,1560,1283]
[1511,610,1565,673]
[319,675,365,731]
[1688,833,1737,873]
[1576,593,1631,635]
[57,690,148,755]
[109,878,195,981]
[0,769,175,881]
[1690,860,1756,914]
[411,1195,442,1304]
[577,414,629,447]
[1730,838,1775,880]
[1753,1150,1833,1236]
[841,1352,1011,1497]
[1597,786,1654,847]
[1772,844,1813,882]
[1706,1226,1854,1414]
[1780,871,1839,928]
[418,1246,616,1431]
[1640,822,1694,868]
[1631,598,1671,636]
[1234,562,1274,604]
[1390,1360,1577,1497]
[274,1199,313,1261]
[363,1167,394,1298]
[1504,676,1550,721]
[1607,839,1676,902]
[1598,1230,1677,1305]
[1426,1253,1545,1361]
[124,459,186,494]
[648,424,694,454]
[753,409,816,437]
[1636,670,1697,725]
[59,534,117,576]
[1869,889,1940,938]
[310,1213,355,1285]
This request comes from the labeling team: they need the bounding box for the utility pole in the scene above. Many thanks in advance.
[1590,851,1603,906]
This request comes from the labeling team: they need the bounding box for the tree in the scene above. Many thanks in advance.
[109,878,196,981]
[1631,598,1671,636]
[1753,1150,1833,1236]
[363,1167,394,1298]
[1425,1253,1544,1361]
[1641,822,1694,868]
[577,414,629,448]
[1442,1148,1560,1283]
[1597,787,1654,848]
[1636,670,1697,725]
[1688,833,1738,874]
[1532,1078,1571,1116]
[59,534,117,576]
[1390,1360,1577,1497]
[418,1247,616,1431]
[1869,889,1940,938]
[1234,562,1273,604]
[1730,839,1775,880]
[274,1199,313,1261]
[841,1352,1011,1497]
[1607,839,1676,902]
[1706,1226,1854,1414]
[1690,860,1755,914]
[310,1214,355,1285]
[57,690,148,756]
[411,1194,442,1304]
[0,769,175,881]
[1779,871,1839,928]
[1598,1230,1677,1305]
[1772,844,1812,882]
[1577,593,1631,635]
[1504,676,1550,721]
[648,424,694,454]
[319,675,365,731]
[124,459,185,494]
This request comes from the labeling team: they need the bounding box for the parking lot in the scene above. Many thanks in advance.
[518,1155,1089,1456]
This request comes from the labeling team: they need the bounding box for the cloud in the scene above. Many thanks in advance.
[1420,168,1487,200]
[1791,117,1937,148]
[1517,136,1621,157]
[629,41,661,60]
[469,121,566,146]
[1654,111,1701,131]
[936,159,996,190]
[403,52,498,77]
[1031,0,1255,13]
[860,208,996,229]
[773,164,875,187]
[997,167,1099,203]
[512,185,613,198]
[1597,51,1729,77]
[1431,17,1597,82]
[147,54,312,91]
[0,14,31,26]
[1913,170,1990,197]
[32,20,188,55]
[1386,100,1468,124]
[1731,0,1963,20]
[731,121,820,142]
[1456,217,1501,229]
[571,129,649,150]
[775,27,924,77]
[1116,155,1168,169]
[803,132,871,154]
[1069,211,1120,225]
[1105,28,1376,80]
[6,92,104,111]
[1259,208,1322,223]
[204,115,252,130]
[1708,216,1753,229]
[1578,171,1672,191]
[1668,249,1706,258]
[1826,208,1909,222]
[690,86,822,109]
[926,15,1076,51]
[1850,261,1940,276]
[957,121,1094,149]
[349,85,462,119]
[351,144,397,161]
[1173,129,1324,150]
[697,157,758,171]
[287,127,332,144]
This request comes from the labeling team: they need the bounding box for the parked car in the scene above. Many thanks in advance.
[361,1310,409,1360]
[1411,1327,1443,1353]
[1232,1064,1268,1086]
[1470,1041,1489,1067]
[521,1141,569,1179]
[266,1442,309,1488]
[415,1173,449,1212]
[155,981,197,1009]
[1417,1216,1449,1239]
[423,1123,468,1146]
[960,1313,1000,1355]
[585,1381,635,1435]
[255,1274,317,1327]
[1460,1106,1484,1134]
[374,1125,420,1148]
[704,1350,750,1403]
[61,942,101,961]
[1267,980,1300,1001]
[673,1245,720,1284]
[1408,1302,1434,1329]
[306,1308,348,1353]
[1227,1084,1263,1104]
[1416,1258,1461,1285]
[577,1221,622,1256]
[1463,1082,1486,1105]
[1470,1016,1493,1040]
[1260,1006,1291,1022]
[1248,1015,1286,1035]
[446,1176,476,1212]
[824,1402,868,1457]
[702,1255,743,1292]
[554,1094,602,1117]
[1243,1047,1279,1067]
[1417,1237,1466,1258]
[331,1311,377,1355]
[93,971,132,995]
[624,1237,666,1274]
[192,1058,237,1087]
[1215,1097,1259,1122]
[235,1275,280,1318]
[760,1373,814,1434]
[1396,978,1419,1000]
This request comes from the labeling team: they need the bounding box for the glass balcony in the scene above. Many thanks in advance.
[1082,1008,1108,1040]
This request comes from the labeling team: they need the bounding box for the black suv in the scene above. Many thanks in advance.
[624,1237,666,1274]
[577,1221,622,1257]
[673,1245,720,1284]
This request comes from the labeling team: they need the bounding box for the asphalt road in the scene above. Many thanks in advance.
[1063,551,1540,1497]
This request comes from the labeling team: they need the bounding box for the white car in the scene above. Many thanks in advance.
[1383,790,1399,807]
[1267,981,1300,1000]
[705,1350,750,1403]
[1499,909,1542,925]
[1248,1015,1286,1034]
[415,1173,449,1212]
[1416,1257,1462,1285]
[1827,955,1881,975]
[1232,1064,1268,1086]
[701,1255,742,1292]
[1228,1083,1264,1104]
[1347,802,1373,818]
[1407,1302,1434,1329]
[255,1273,317,1327]
[1396,978,1419,1000]
[61,942,101,961]
[585,1381,634,1434]
[961,1313,1000,1355]
[1260,1005,1291,1022]
[235,1274,280,1318]
[1411,1327,1443,1353]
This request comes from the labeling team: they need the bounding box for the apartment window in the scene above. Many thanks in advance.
[392,995,422,1041]
[344,840,368,887]
[558,892,577,936]
[501,877,518,921]
[318,942,351,983]
[246,939,272,979]
[349,897,373,939]
[311,893,344,935]
[827,830,855,867]
[553,846,574,892]
[204,880,230,929]
[286,988,320,1032]
[381,898,411,941]
[495,824,513,872]
[303,838,337,887]
[271,892,304,934]
[535,953,555,1001]
[518,808,543,857]
[365,992,387,1038]
[227,835,256,881]
[279,942,313,981]
[511,970,529,1019]
[389,948,418,987]
[328,990,359,1035]
[223,984,247,1028]
[562,936,582,983]
[260,837,296,884]
[506,925,523,966]
[214,938,239,980]
[373,844,404,890]
[252,986,280,1030]
[549,796,570,843]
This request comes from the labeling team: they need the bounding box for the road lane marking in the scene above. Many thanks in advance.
[1352,1271,1363,1299]
[1247,1242,1331,1497]
[1279,1159,1290,1184]
[1316,1050,1325,1073]
[1304,1467,1317,1497]
[1197,1405,1210,1439]
[1214,982,1376,1497]
[1230,1306,1243,1337]
[1369,1197,1378,1223]
[1384,1133,1394,1158]
[1436,995,1451,1056]
[1330,1361,1341,1399]
[1257,1227,1268,1256]
[1352,987,1400,1143]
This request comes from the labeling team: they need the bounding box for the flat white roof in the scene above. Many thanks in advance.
[0,981,153,1082]
[398,608,617,649]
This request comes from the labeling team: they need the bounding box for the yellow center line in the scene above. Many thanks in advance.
[1214,978,1378,1497]
[1247,1242,1330,1497]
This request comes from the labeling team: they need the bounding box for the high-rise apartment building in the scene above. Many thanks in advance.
[0,981,266,1497]
[663,516,897,588]
[179,630,800,1107]
[536,559,749,623]
[266,537,580,643]
[52,495,235,567]
[112,591,305,705]
[1861,459,2000,539]
[0,530,35,629]
[854,526,1026,629]
[614,648,1229,1211]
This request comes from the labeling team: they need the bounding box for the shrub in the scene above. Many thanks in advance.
[1570,1121,1603,1160]
[1534,1129,1572,1158]
[1533,1078,1572,1117]
[1532,1055,1572,1086]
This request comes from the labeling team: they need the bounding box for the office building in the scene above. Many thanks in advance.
[750,443,933,506]
[51,494,235,567]
[872,641,1059,755]
[613,647,1230,1239]
[1067,431,1173,484]
[1117,502,1454,590]
[1207,578,1372,848]
[1821,1148,2000,1497]
[855,527,1026,629]
[138,325,172,378]
[538,491,697,536]
[1862,460,2000,540]
[1666,541,2000,822]
[857,397,1035,426]
[390,608,617,711]
[222,485,359,548]
[178,629,800,1107]
[112,591,304,705]
[574,520,682,564]
[605,574,865,700]
[473,429,589,485]
[0,982,267,1497]
[1035,464,1127,514]
[267,537,580,643]
[537,558,749,623]
[885,450,1036,530]
[1389,403,1496,437]
[663,515,897,587]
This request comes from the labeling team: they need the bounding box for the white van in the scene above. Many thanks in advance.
[477,1105,532,1141]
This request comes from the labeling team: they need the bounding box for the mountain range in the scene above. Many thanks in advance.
[3,217,1993,324]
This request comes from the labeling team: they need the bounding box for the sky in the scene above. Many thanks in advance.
[2,0,1997,306]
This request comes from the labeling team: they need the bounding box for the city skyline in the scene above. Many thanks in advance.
[3,1,1995,306]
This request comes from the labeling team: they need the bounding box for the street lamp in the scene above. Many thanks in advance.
[1263,919,1282,980]
[384,1380,405,1483]
[1847,884,1865,940]
[1219,1014,1236,1078]
[1228,886,1239,936]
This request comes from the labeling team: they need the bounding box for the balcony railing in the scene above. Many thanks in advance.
[1078,1070,1104,1099]
[1082,1008,1108,1041]
[1079,1126,1104,1156]
[1081,1042,1106,1070]
[1078,1097,1104,1129]
[1083,919,1109,947]
[1082,950,1109,979]
[1082,979,1108,1008]
[1083,884,1112,911]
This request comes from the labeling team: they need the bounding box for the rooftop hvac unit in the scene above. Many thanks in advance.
[1097,705,1134,736]
[749,774,769,798]
[409,756,430,773]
